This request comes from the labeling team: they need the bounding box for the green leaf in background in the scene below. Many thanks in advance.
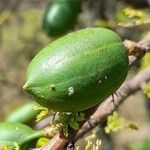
[129,139,150,150]
[105,112,138,134]
[36,137,49,148]
[105,111,124,134]
[69,120,79,130]
[1,144,8,150]
[123,7,144,19]
[118,7,150,27]
[141,53,150,70]
[33,105,49,122]
[49,112,85,136]
[143,84,150,98]
[140,53,150,98]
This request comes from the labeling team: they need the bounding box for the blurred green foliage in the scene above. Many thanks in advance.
[36,137,49,148]
[0,9,50,58]
[0,9,50,120]
[129,139,150,150]
[141,53,150,70]
[50,112,85,137]
[105,112,138,134]
[0,1,149,149]
[105,112,124,134]
[144,85,150,98]
[33,104,49,122]
[141,53,150,98]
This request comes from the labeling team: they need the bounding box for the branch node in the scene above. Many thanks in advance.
[123,40,146,57]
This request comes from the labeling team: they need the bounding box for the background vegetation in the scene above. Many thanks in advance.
[0,0,150,149]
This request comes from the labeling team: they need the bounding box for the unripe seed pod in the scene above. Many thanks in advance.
[42,0,81,37]
[0,122,43,149]
[24,28,129,112]
[5,101,40,124]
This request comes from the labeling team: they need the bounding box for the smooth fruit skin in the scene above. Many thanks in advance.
[0,122,43,149]
[24,28,129,112]
[42,0,80,36]
[6,101,40,124]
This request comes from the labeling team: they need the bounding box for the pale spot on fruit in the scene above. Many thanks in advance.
[97,80,102,84]
[105,76,108,79]
[68,87,74,96]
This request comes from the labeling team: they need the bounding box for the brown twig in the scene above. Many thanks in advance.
[41,34,150,150]
[125,33,150,65]
[42,132,68,150]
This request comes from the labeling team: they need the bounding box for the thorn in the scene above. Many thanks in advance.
[111,94,117,108]
[50,112,58,125]
[114,92,120,98]
[87,119,93,127]
[111,94,114,103]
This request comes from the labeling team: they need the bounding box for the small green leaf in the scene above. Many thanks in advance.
[123,7,144,19]
[62,123,69,137]
[128,123,138,130]
[33,104,47,111]
[33,105,49,122]
[36,110,48,122]
[141,53,150,70]
[36,137,49,148]
[143,84,150,98]
[13,143,20,150]
[1,144,8,150]
[105,112,139,134]
[118,7,150,28]
[77,113,85,122]
[69,120,79,130]
[50,112,85,136]
[140,53,150,98]
[105,111,124,134]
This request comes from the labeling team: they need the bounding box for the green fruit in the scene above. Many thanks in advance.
[6,101,40,124]
[42,0,81,36]
[23,28,129,112]
[0,122,43,149]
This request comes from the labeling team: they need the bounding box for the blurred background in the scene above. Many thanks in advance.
[0,0,150,149]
